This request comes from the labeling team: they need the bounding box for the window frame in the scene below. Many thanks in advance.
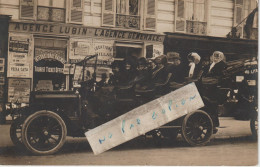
[20,0,37,20]
[102,0,156,30]
[233,0,258,38]
[20,0,84,24]
[175,0,208,35]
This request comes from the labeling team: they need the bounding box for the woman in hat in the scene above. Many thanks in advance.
[203,51,227,77]
[186,52,203,82]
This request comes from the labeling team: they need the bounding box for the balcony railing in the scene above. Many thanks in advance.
[116,14,140,30]
[186,20,207,35]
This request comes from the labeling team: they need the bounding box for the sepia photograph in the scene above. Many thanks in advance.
[0,0,258,166]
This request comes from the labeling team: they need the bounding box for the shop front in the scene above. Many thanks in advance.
[7,21,165,104]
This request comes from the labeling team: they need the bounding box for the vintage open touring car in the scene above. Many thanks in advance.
[6,54,258,155]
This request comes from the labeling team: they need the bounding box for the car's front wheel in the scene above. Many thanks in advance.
[22,110,67,155]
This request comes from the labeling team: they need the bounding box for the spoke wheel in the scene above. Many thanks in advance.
[22,110,67,155]
[182,110,213,146]
[10,118,24,148]
[250,112,258,140]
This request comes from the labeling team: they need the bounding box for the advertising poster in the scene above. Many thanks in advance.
[70,39,93,60]
[8,33,33,78]
[9,36,29,53]
[153,44,163,58]
[8,78,31,103]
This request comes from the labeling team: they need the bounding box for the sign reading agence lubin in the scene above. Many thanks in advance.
[9,22,165,42]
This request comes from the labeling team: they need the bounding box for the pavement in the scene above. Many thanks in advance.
[0,117,255,148]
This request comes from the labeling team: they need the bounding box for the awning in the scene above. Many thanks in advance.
[164,32,258,61]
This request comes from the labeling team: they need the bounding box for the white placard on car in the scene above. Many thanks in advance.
[85,82,204,155]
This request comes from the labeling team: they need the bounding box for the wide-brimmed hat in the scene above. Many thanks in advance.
[167,52,181,60]
[187,52,201,62]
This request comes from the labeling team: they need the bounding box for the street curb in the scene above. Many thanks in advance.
[212,134,255,140]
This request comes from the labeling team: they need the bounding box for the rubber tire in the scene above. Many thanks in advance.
[10,118,24,148]
[22,110,67,155]
[250,112,258,140]
[181,110,213,146]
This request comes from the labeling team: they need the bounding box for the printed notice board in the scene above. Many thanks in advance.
[8,78,31,103]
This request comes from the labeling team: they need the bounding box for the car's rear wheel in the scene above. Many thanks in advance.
[250,112,258,140]
[10,118,24,148]
[182,110,213,146]
[22,110,67,155]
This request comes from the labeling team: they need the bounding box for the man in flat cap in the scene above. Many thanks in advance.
[167,52,186,89]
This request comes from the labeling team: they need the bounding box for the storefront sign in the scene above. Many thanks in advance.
[35,48,66,64]
[34,66,64,73]
[9,22,165,42]
[8,78,31,103]
[93,44,113,59]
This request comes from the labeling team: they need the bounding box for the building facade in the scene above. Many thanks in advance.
[0,0,258,105]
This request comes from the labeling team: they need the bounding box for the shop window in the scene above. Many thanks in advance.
[115,46,142,59]
[175,0,207,35]
[34,38,67,91]
[102,0,155,30]
[19,0,84,23]
[234,0,258,39]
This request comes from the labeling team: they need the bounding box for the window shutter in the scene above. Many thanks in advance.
[20,0,35,19]
[234,0,243,25]
[70,0,84,24]
[102,0,116,27]
[144,0,157,30]
[175,0,186,32]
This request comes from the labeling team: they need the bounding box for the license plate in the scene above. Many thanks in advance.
[247,80,256,86]
[236,76,244,82]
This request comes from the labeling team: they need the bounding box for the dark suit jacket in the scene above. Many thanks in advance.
[167,64,185,83]
[203,61,227,77]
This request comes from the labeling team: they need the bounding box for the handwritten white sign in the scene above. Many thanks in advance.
[85,82,204,155]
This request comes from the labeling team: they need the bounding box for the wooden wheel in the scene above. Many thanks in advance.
[22,110,67,155]
[182,110,213,146]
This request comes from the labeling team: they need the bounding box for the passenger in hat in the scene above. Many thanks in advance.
[167,52,185,84]
[186,52,203,81]
[167,52,181,66]
[97,73,108,88]
[201,51,227,132]
[203,51,227,77]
